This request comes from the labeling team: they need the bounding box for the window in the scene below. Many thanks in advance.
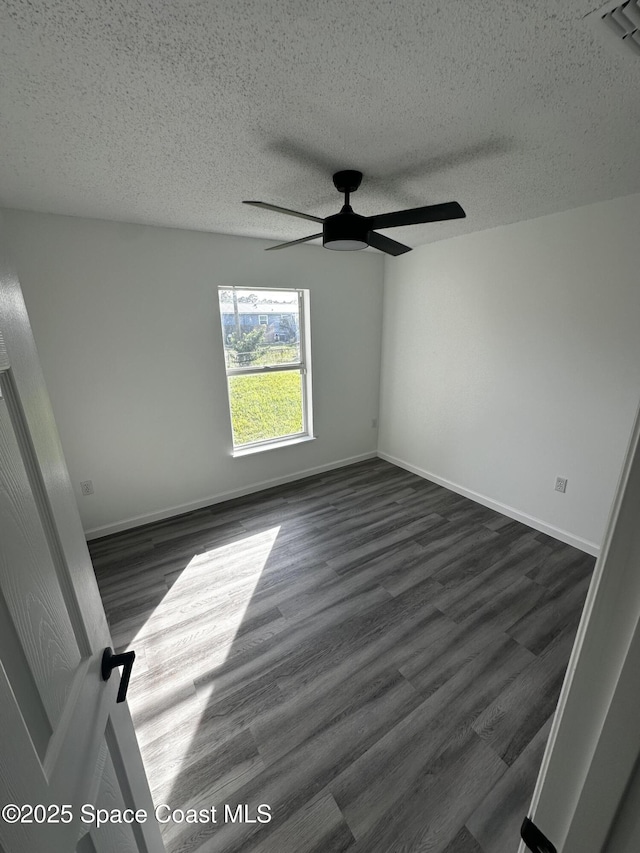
[217,287,313,453]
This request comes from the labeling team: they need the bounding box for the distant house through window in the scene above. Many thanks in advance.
[217,287,313,452]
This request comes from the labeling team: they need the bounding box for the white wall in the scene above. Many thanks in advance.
[379,192,640,553]
[3,210,384,537]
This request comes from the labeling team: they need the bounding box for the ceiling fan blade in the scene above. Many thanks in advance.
[243,201,323,224]
[368,201,465,231]
[367,231,412,256]
[265,233,323,251]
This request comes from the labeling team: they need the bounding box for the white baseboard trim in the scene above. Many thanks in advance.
[85,451,378,540]
[378,451,600,557]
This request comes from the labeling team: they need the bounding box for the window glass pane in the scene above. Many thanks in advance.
[218,289,300,369]
[228,370,304,446]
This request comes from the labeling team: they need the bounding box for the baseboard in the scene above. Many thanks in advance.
[378,451,600,557]
[85,451,378,540]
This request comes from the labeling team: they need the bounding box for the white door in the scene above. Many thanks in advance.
[0,221,164,853]
[520,398,640,853]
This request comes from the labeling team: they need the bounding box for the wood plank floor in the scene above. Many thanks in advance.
[89,459,595,853]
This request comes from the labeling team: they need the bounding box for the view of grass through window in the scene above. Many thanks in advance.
[228,372,303,445]
[218,287,309,448]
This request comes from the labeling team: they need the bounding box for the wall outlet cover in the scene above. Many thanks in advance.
[80,480,94,496]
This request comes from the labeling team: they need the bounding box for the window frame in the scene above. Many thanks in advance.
[218,286,314,454]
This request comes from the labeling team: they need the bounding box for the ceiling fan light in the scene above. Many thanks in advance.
[323,209,369,251]
[324,238,368,251]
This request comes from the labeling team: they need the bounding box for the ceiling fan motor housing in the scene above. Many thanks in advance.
[323,209,369,250]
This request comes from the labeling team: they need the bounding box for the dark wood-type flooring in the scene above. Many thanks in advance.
[89,459,595,853]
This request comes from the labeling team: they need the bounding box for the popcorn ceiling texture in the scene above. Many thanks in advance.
[0,0,639,247]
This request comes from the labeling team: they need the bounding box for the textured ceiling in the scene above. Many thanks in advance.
[1,0,639,249]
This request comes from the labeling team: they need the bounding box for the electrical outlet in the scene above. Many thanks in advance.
[555,477,567,493]
[80,480,94,496]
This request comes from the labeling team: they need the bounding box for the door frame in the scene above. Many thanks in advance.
[0,216,164,852]
[521,397,640,852]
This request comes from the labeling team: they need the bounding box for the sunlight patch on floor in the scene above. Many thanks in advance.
[127,526,281,793]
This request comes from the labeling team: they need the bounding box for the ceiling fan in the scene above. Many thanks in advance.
[244,170,465,256]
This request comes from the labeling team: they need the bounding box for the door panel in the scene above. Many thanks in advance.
[0,578,52,759]
[0,390,81,729]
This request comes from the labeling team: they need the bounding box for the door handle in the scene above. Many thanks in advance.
[101,647,136,703]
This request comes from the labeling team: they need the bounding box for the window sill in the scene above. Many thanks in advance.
[232,434,316,458]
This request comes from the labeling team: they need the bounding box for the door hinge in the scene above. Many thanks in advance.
[521,817,557,853]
